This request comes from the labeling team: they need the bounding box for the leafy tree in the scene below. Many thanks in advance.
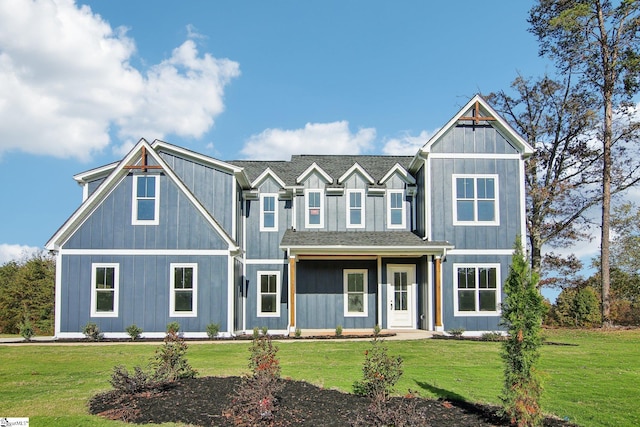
[500,237,546,427]
[489,74,598,284]
[529,0,640,326]
[0,252,55,334]
[554,286,602,327]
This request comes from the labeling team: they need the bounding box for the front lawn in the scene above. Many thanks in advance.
[0,328,638,426]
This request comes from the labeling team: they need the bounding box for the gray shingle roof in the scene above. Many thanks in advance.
[229,155,414,187]
[280,229,452,250]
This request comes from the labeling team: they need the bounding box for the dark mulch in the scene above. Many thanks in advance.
[89,376,576,427]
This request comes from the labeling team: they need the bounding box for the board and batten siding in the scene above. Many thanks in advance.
[63,174,229,250]
[295,260,377,329]
[159,151,235,237]
[243,263,289,331]
[245,178,291,260]
[58,254,229,333]
[430,125,519,155]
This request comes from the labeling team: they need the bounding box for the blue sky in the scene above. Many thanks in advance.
[0,1,554,264]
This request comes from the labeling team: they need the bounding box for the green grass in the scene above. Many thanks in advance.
[0,329,638,426]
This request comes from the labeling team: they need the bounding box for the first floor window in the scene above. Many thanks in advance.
[258,271,281,317]
[344,269,368,316]
[170,263,197,317]
[454,264,500,315]
[91,263,119,317]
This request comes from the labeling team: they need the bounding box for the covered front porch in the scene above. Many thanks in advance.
[280,230,453,333]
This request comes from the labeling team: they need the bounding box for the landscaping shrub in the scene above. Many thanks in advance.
[261,325,268,336]
[151,330,197,382]
[447,328,465,338]
[226,335,283,425]
[206,322,220,339]
[500,237,546,426]
[481,331,504,342]
[19,317,35,341]
[110,365,158,395]
[335,324,343,337]
[294,327,302,338]
[83,321,103,341]
[353,338,403,401]
[165,321,180,334]
[125,324,143,341]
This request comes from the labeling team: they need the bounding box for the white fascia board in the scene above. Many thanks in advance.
[338,162,375,184]
[73,162,119,184]
[378,163,416,185]
[296,162,333,184]
[251,167,287,188]
[281,245,454,256]
[151,140,244,174]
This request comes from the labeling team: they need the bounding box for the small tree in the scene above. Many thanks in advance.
[500,237,546,426]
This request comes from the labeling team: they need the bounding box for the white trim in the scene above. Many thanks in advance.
[343,269,368,317]
[54,331,234,340]
[60,249,230,256]
[453,263,501,317]
[90,263,119,317]
[304,188,325,228]
[260,193,279,232]
[452,174,500,226]
[386,189,406,229]
[425,157,431,239]
[170,263,198,317]
[228,256,234,335]
[82,183,89,202]
[346,189,365,229]
[131,173,161,225]
[377,256,382,328]
[427,255,433,331]
[54,251,63,336]
[386,264,417,329]
[296,162,332,184]
[257,270,281,317]
[338,163,375,184]
[429,153,523,160]
[245,259,289,265]
[152,140,244,174]
[232,179,237,241]
[448,249,515,256]
[242,204,248,332]
[252,167,287,188]
[519,159,527,244]
[379,163,416,185]
[73,161,119,184]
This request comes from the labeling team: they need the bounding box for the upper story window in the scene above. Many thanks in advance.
[305,189,324,228]
[170,263,197,317]
[453,175,499,226]
[346,189,365,228]
[343,269,368,317]
[132,175,160,225]
[454,264,500,316]
[387,190,406,229]
[260,194,278,232]
[258,271,281,317]
[91,263,119,317]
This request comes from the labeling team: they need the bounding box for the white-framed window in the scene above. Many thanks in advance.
[453,264,501,316]
[387,190,406,229]
[132,174,160,225]
[260,194,278,232]
[170,263,197,317]
[91,263,119,317]
[346,189,365,228]
[305,189,324,228]
[343,269,368,317]
[257,271,281,317]
[452,174,499,226]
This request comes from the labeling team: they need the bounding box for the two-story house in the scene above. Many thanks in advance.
[45,95,533,338]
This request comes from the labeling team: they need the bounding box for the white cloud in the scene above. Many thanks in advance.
[240,121,376,160]
[0,0,239,161]
[381,129,436,155]
[0,244,40,265]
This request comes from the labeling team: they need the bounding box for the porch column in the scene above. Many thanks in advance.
[289,254,296,332]
[434,256,443,329]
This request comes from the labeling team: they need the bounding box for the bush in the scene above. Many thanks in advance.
[252,326,260,339]
[353,338,403,401]
[447,328,465,338]
[373,324,382,337]
[294,327,302,338]
[151,330,197,382]
[335,325,343,337]
[206,322,220,339]
[481,331,504,342]
[226,335,283,425]
[19,317,35,341]
[110,365,158,395]
[166,321,180,334]
[261,325,269,336]
[125,324,143,341]
[83,322,103,341]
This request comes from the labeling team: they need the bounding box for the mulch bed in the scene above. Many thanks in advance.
[89,376,576,426]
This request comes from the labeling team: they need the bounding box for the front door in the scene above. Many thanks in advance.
[387,265,416,329]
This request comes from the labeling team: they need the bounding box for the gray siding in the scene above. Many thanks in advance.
[87,178,106,198]
[430,125,519,154]
[430,158,521,249]
[296,260,377,329]
[59,254,229,333]
[160,152,235,237]
[64,174,228,250]
[415,164,426,236]
[440,254,511,331]
[244,263,289,331]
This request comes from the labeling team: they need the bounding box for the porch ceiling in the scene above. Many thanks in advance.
[280,229,453,256]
